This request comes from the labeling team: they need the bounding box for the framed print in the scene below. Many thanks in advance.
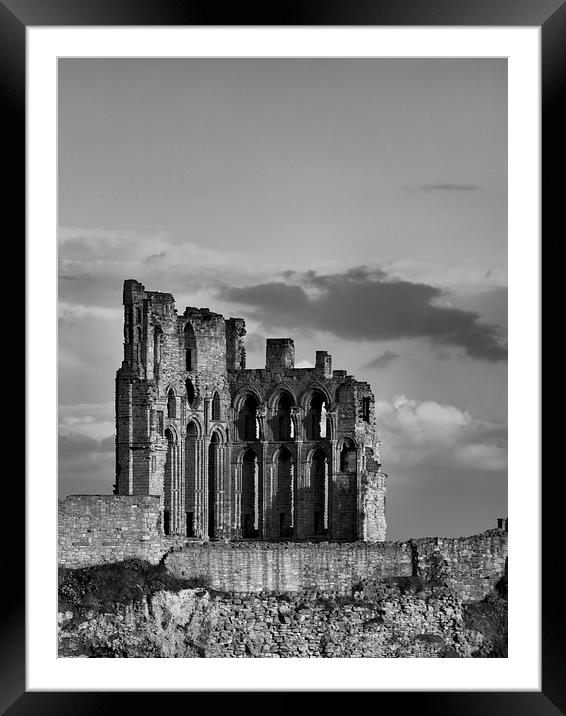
[6,0,557,711]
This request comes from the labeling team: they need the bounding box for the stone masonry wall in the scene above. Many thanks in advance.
[58,496,169,568]
[164,541,413,594]
[412,530,508,601]
[164,531,507,601]
[59,496,507,602]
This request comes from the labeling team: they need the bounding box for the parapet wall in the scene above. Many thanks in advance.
[165,541,413,594]
[164,531,507,601]
[59,496,507,601]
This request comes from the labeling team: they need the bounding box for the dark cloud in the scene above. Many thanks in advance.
[366,350,400,369]
[143,252,166,263]
[220,267,507,362]
[409,183,479,192]
[453,286,508,333]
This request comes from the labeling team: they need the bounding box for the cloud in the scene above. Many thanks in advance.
[376,260,507,292]
[59,403,114,441]
[59,431,114,457]
[58,403,116,494]
[366,350,400,369]
[59,431,115,496]
[455,444,507,472]
[220,267,507,362]
[58,226,257,307]
[418,183,479,191]
[401,183,479,192]
[59,301,123,323]
[375,395,507,473]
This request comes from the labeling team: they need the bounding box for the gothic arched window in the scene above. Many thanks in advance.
[211,391,221,421]
[167,388,176,419]
[340,439,357,473]
[186,378,195,408]
[184,322,197,371]
[239,394,259,440]
[153,327,162,380]
[305,391,328,440]
[274,392,293,441]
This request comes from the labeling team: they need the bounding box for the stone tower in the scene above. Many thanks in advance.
[115,279,387,541]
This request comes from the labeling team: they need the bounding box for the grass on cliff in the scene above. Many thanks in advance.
[59,559,211,615]
[462,572,508,658]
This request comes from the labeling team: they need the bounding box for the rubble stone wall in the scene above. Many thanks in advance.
[412,531,508,601]
[201,588,485,658]
[58,585,500,658]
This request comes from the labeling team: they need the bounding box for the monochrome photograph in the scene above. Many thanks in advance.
[57,57,508,659]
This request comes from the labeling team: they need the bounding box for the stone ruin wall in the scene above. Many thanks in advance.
[58,495,169,567]
[116,279,386,543]
[58,495,507,602]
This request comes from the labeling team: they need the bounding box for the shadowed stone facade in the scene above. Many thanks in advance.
[115,279,387,541]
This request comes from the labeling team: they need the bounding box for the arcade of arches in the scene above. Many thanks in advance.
[159,390,363,540]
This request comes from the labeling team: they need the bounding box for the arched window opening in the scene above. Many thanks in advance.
[136,306,142,324]
[239,394,259,440]
[184,322,197,371]
[167,389,176,419]
[311,448,328,535]
[185,421,198,538]
[321,403,328,438]
[340,439,357,473]
[305,392,328,440]
[276,447,294,537]
[211,392,221,421]
[153,327,162,380]
[163,428,175,536]
[241,449,259,538]
[186,378,195,408]
[208,432,221,538]
[274,392,293,441]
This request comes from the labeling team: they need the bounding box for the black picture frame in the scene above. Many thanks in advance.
[7,0,556,712]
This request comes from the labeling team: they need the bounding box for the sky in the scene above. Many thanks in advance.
[58,58,507,541]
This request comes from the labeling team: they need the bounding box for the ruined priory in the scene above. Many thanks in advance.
[115,279,387,542]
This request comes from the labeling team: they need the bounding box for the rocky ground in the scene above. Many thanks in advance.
[58,559,507,658]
